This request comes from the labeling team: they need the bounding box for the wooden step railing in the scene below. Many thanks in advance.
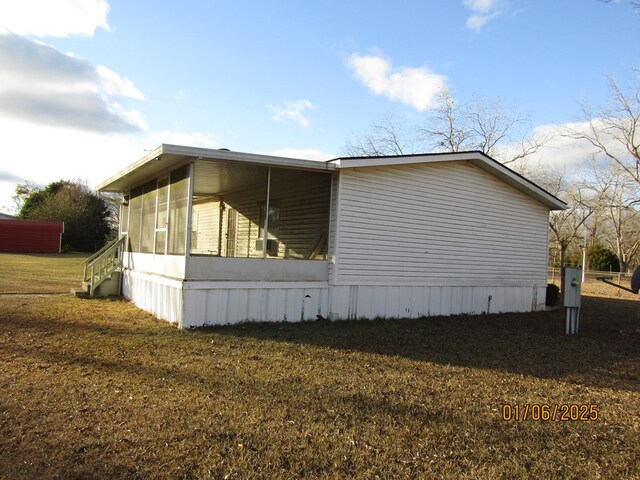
[83,236,126,296]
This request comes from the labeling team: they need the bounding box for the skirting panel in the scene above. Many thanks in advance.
[122,270,546,329]
[122,270,184,326]
[328,285,546,320]
[182,282,329,328]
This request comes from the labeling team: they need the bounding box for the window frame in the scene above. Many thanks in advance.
[154,177,170,255]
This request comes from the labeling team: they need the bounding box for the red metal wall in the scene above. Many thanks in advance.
[0,219,64,253]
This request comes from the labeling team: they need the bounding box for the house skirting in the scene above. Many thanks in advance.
[122,270,546,329]
[328,285,546,320]
[123,270,184,326]
[182,281,329,328]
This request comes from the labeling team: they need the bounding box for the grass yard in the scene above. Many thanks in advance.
[0,252,87,293]
[0,253,638,479]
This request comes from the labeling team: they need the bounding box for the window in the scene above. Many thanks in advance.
[168,166,190,255]
[140,180,157,253]
[155,178,169,254]
[124,168,192,255]
[128,186,143,252]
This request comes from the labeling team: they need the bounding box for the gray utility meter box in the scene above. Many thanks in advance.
[564,267,582,308]
[563,267,582,334]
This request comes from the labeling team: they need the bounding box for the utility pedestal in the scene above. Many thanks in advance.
[563,267,582,334]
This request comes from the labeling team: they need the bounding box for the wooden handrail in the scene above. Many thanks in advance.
[83,237,120,267]
[83,235,126,295]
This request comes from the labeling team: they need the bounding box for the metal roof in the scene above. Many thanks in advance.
[96,144,337,193]
[97,145,566,210]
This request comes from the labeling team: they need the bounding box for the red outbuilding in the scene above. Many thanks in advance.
[0,219,65,253]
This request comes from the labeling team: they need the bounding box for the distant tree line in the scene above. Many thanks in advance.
[544,72,640,274]
[14,180,118,252]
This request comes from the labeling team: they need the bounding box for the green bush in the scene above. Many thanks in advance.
[588,244,620,272]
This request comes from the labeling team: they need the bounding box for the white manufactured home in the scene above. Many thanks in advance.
[94,144,566,329]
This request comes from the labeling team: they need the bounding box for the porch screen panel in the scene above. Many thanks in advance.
[218,165,268,258]
[155,178,169,254]
[140,180,157,253]
[120,195,129,234]
[267,169,331,259]
[156,179,169,228]
[168,165,190,255]
[191,199,221,255]
[128,187,143,252]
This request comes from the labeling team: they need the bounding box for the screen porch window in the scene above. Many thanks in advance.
[140,180,157,253]
[155,178,169,254]
[168,165,190,255]
[124,165,190,254]
[128,186,143,252]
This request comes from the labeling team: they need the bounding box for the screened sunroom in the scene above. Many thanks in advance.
[112,145,334,277]
[96,145,336,326]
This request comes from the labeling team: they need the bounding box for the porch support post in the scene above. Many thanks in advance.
[185,162,195,257]
[263,167,271,259]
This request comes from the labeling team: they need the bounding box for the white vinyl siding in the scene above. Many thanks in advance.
[191,198,221,255]
[334,161,549,286]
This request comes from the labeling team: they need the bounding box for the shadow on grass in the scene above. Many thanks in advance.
[207,295,640,392]
[2,294,638,394]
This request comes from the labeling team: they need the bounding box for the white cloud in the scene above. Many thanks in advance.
[464,0,500,14]
[498,120,634,182]
[0,171,25,183]
[463,0,505,32]
[150,131,219,149]
[346,53,448,111]
[96,66,145,100]
[268,99,316,128]
[0,116,152,214]
[0,33,146,132]
[268,148,335,161]
[466,12,501,32]
[0,0,109,38]
[527,123,597,167]
[533,120,636,166]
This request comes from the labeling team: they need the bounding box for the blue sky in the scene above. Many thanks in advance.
[0,0,639,212]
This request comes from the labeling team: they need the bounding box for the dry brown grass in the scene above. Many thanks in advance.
[0,252,86,293]
[0,281,638,479]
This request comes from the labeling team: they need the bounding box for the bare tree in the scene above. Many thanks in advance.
[533,166,595,292]
[418,91,471,153]
[583,161,640,272]
[342,92,548,168]
[564,72,640,188]
[419,91,549,166]
[12,180,41,212]
[342,112,419,157]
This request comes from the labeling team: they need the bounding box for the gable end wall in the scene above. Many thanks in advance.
[334,161,550,287]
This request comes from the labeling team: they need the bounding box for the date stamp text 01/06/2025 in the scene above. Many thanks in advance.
[501,404,599,422]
